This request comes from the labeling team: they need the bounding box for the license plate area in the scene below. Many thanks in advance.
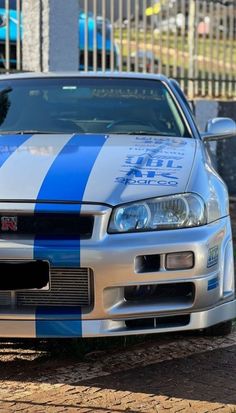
[0,261,50,291]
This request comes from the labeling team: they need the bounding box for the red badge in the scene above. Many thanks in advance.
[1,217,18,232]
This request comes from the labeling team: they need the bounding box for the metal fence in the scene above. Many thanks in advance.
[1,0,236,99]
[0,0,22,72]
[79,0,236,99]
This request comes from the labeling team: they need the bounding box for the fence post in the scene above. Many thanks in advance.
[22,0,79,72]
[188,0,196,99]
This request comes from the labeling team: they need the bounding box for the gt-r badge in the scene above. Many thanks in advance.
[1,216,18,231]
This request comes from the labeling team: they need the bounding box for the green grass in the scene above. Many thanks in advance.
[114,30,236,76]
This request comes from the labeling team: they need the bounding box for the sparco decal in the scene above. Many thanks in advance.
[115,177,178,186]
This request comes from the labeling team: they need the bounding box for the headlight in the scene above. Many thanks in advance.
[108,193,207,233]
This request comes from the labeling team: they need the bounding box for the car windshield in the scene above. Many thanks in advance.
[0,77,191,137]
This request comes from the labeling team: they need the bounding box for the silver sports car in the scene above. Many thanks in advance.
[0,72,235,338]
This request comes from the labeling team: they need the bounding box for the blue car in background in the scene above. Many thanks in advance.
[79,12,119,70]
[0,1,118,70]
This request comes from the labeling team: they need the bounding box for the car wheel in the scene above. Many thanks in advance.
[203,320,233,337]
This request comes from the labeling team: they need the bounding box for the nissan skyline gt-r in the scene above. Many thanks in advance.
[0,72,235,339]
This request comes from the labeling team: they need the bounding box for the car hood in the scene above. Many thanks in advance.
[0,133,196,206]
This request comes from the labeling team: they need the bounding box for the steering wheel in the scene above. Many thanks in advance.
[106,119,156,131]
[54,119,85,133]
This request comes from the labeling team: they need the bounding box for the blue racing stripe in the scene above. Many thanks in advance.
[35,134,107,205]
[34,134,106,337]
[36,306,81,318]
[33,237,82,267]
[34,134,106,267]
[0,134,31,168]
[36,307,82,337]
[36,320,82,338]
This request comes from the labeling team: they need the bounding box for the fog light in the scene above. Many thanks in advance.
[166,252,194,270]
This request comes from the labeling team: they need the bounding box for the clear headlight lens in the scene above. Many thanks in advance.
[108,193,206,233]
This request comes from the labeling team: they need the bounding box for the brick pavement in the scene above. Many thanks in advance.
[0,332,236,412]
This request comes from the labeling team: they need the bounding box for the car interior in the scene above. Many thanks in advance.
[0,80,190,137]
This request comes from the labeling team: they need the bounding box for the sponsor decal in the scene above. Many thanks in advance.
[207,246,219,268]
[208,277,219,291]
[133,136,187,147]
[1,216,17,232]
[115,136,187,187]
[115,177,178,187]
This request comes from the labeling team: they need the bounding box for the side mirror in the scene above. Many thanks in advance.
[202,117,236,142]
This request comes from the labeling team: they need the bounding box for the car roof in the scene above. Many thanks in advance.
[0,71,169,82]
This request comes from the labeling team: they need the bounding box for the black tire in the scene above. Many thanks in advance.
[203,320,233,337]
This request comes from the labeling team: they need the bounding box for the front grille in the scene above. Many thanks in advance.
[0,213,94,239]
[0,291,13,306]
[0,267,92,308]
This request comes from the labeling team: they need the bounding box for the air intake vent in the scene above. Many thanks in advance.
[125,315,190,330]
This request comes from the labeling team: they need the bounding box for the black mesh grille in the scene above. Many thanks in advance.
[0,213,94,239]
[125,315,190,330]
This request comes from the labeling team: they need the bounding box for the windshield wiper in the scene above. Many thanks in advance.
[109,131,171,136]
[0,87,13,96]
[0,130,68,135]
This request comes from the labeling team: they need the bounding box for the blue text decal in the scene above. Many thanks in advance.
[208,277,219,291]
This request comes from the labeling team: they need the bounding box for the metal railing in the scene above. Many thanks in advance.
[0,0,22,72]
[79,0,236,99]
[0,0,235,99]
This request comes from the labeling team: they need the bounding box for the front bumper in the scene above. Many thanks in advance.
[0,206,235,338]
[83,299,236,336]
[0,299,235,337]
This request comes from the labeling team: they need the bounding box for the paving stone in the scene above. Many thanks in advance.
[1,275,236,412]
